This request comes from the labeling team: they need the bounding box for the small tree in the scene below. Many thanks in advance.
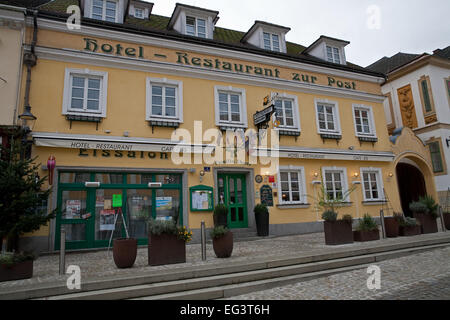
[0,142,55,252]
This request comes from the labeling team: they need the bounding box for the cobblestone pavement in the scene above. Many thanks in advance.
[224,246,450,300]
[1,231,449,297]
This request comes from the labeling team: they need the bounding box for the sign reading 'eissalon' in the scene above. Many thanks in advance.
[82,38,357,90]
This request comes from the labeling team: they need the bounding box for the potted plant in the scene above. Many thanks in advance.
[398,217,421,236]
[213,204,228,228]
[113,237,137,269]
[210,226,233,258]
[147,218,192,266]
[383,212,402,238]
[322,211,354,245]
[410,196,438,234]
[353,214,380,242]
[444,211,450,231]
[254,203,269,237]
[0,252,34,282]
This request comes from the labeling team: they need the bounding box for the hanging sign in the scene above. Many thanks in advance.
[112,194,122,207]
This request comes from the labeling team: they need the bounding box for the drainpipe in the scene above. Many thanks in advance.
[22,9,38,112]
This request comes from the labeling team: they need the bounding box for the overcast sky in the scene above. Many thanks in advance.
[148,0,450,67]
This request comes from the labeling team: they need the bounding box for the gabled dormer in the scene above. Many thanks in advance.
[241,21,290,53]
[303,35,349,65]
[82,0,127,23]
[128,0,153,20]
[167,3,219,40]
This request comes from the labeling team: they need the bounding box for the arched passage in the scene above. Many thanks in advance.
[396,162,427,217]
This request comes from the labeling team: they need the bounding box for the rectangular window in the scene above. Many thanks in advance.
[63,69,108,117]
[279,168,306,204]
[324,170,345,201]
[420,79,432,112]
[92,0,117,22]
[274,99,295,127]
[361,169,383,201]
[186,16,206,38]
[263,32,280,52]
[219,92,241,123]
[326,45,341,64]
[353,105,376,137]
[134,8,143,19]
[316,102,339,133]
[146,78,183,123]
[428,141,444,173]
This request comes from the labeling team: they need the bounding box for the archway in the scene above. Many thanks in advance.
[396,162,427,217]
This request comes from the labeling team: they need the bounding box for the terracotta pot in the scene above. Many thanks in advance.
[353,229,380,242]
[399,225,421,237]
[212,231,233,258]
[0,260,33,282]
[148,233,186,266]
[323,220,353,245]
[113,238,137,268]
[384,217,399,238]
[443,214,450,231]
[413,212,438,234]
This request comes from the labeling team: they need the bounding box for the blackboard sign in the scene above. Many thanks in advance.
[260,185,273,207]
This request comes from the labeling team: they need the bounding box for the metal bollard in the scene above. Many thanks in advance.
[379,209,386,239]
[59,226,66,275]
[439,206,447,232]
[201,220,206,261]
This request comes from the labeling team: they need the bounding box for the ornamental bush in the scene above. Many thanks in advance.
[356,214,379,232]
[209,225,229,239]
[321,210,337,222]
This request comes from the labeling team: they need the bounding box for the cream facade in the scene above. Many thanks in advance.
[9,1,414,253]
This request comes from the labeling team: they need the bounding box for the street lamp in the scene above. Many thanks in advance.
[18,105,37,133]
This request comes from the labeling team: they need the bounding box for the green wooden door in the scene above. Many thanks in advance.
[218,174,247,229]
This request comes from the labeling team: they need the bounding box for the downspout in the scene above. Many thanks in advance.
[22,9,38,112]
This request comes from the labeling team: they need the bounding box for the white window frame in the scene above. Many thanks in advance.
[360,167,385,201]
[272,92,301,133]
[146,78,183,123]
[62,68,108,118]
[325,45,341,64]
[90,0,119,23]
[134,7,144,19]
[322,167,350,202]
[352,104,377,138]
[214,85,248,129]
[277,166,307,205]
[185,15,207,38]
[314,99,341,135]
[262,32,281,52]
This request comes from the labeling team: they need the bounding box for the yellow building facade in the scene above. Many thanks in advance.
[11,1,420,252]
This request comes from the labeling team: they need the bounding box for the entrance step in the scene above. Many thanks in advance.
[2,233,449,300]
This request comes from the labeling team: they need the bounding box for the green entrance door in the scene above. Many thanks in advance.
[218,174,247,229]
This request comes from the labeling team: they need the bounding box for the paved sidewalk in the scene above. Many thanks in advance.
[224,246,450,300]
[1,231,449,294]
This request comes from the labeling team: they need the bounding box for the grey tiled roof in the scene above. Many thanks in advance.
[366,52,422,75]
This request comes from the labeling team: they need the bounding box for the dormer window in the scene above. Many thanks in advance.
[304,36,349,65]
[241,21,290,53]
[263,32,280,52]
[326,45,341,64]
[91,0,118,22]
[186,16,206,38]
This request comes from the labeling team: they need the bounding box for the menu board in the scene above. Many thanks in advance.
[100,209,116,231]
[190,186,213,211]
[260,185,273,207]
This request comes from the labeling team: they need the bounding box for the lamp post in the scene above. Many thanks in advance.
[17,105,37,157]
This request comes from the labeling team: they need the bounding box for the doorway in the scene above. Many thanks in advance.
[217,173,248,229]
[396,162,427,217]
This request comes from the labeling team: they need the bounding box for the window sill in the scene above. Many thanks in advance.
[276,203,310,209]
[324,202,352,207]
[277,129,301,137]
[218,124,248,131]
[148,120,181,128]
[320,133,342,140]
[362,200,387,206]
[65,114,103,122]
[358,136,378,143]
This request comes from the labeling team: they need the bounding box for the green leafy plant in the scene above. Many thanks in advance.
[418,195,439,218]
[356,214,379,231]
[0,252,35,267]
[147,218,192,242]
[178,226,193,242]
[393,212,404,222]
[399,217,420,227]
[341,214,353,224]
[254,203,269,216]
[321,210,337,222]
[409,201,429,214]
[309,173,356,215]
[213,204,228,227]
[209,225,229,239]
[0,142,56,251]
